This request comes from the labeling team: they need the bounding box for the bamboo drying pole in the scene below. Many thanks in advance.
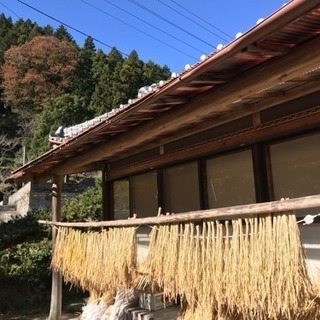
[39,194,320,228]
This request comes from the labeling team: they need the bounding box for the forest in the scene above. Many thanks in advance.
[0,13,171,199]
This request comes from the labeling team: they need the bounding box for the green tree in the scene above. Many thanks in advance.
[54,25,75,43]
[0,15,14,117]
[90,48,125,115]
[120,50,144,100]
[28,94,90,157]
[62,177,102,222]
[143,60,171,84]
[0,211,52,313]
[72,36,96,105]
[89,61,110,115]
[9,18,34,46]
[42,24,54,36]
[0,14,14,65]
[28,23,44,40]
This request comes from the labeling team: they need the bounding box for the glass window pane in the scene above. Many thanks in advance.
[130,171,158,218]
[113,179,129,220]
[163,162,200,213]
[206,150,255,208]
[270,133,320,200]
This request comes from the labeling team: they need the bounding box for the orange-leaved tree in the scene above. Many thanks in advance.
[2,35,78,113]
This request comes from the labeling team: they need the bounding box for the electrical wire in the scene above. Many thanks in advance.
[157,0,230,43]
[167,0,233,40]
[128,0,215,49]
[80,0,198,60]
[102,0,205,55]
[0,1,20,19]
[16,0,130,57]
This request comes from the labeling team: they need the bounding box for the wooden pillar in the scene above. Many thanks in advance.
[102,166,108,221]
[102,165,113,221]
[48,176,62,320]
[252,143,270,203]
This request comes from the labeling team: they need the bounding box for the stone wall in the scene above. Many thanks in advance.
[8,182,31,216]
[8,179,95,216]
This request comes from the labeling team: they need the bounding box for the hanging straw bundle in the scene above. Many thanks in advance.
[137,211,318,319]
[51,226,137,296]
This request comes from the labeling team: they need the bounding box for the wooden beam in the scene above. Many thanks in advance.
[149,97,187,105]
[52,35,320,176]
[248,43,290,56]
[107,107,320,179]
[190,73,233,84]
[48,176,62,320]
[39,194,320,228]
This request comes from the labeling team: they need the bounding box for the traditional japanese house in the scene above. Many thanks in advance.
[7,0,320,318]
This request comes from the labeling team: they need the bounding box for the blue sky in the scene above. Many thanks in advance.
[0,0,287,73]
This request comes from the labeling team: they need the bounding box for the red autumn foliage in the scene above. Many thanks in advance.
[2,35,77,112]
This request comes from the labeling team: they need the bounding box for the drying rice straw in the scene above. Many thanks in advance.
[139,211,318,319]
[51,226,136,297]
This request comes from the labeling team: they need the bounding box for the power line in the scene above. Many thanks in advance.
[80,0,198,61]
[157,0,230,43]
[167,0,233,40]
[0,1,20,19]
[128,0,215,49]
[16,0,130,57]
[103,0,205,55]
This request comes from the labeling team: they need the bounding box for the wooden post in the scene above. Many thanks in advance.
[48,176,62,320]
[252,143,270,203]
[102,165,113,221]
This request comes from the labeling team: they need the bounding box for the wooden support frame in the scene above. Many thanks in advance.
[48,176,62,320]
[39,194,320,228]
